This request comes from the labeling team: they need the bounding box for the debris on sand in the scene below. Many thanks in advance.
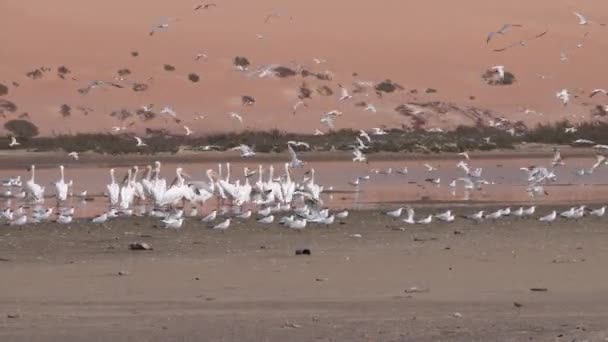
[453,312,463,318]
[299,83,312,99]
[530,287,548,292]
[26,68,45,80]
[117,68,131,77]
[349,233,362,238]
[0,100,18,114]
[314,71,333,81]
[129,242,153,250]
[136,109,156,121]
[0,84,7,96]
[316,85,333,96]
[513,302,523,308]
[110,109,133,121]
[163,64,176,72]
[282,322,302,329]
[272,66,297,78]
[57,66,71,79]
[132,83,149,92]
[7,314,20,319]
[482,69,516,86]
[233,56,250,70]
[131,51,139,57]
[295,248,311,256]
[59,104,71,117]
[118,270,130,276]
[242,95,255,106]
[425,88,438,94]
[188,73,200,83]
[375,79,404,93]
[590,105,608,117]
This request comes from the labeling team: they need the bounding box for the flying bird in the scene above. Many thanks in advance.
[184,126,193,136]
[338,84,352,101]
[8,136,19,147]
[195,3,217,10]
[487,24,523,44]
[134,136,147,147]
[556,89,570,106]
[68,152,79,160]
[229,112,243,124]
[292,101,308,115]
[231,144,256,158]
[194,53,208,61]
[352,147,367,163]
[160,106,177,118]
[359,130,371,143]
[589,89,607,98]
[574,12,588,25]
[493,30,548,52]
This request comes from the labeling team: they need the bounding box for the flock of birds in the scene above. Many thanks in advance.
[2,139,608,228]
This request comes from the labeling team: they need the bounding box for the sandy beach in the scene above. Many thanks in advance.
[1,209,608,341]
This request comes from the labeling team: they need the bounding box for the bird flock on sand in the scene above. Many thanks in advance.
[2,141,608,227]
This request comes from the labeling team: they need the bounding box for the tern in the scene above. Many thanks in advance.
[257,215,274,224]
[229,112,244,125]
[213,218,230,230]
[417,215,433,224]
[201,210,217,222]
[539,211,557,223]
[338,84,352,100]
[574,12,588,25]
[160,106,177,118]
[386,207,403,218]
[589,89,607,97]
[134,136,147,147]
[371,127,388,135]
[184,126,193,136]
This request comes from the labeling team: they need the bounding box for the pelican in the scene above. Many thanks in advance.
[134,136,147,147]
[551,147,565,166]
[54,165,71,202]
[8,136,20,147]
[119,168,136,209]
[458,151,470,160]
[287,144,304,168]
[25,165,45,203]
[106,169,120,207]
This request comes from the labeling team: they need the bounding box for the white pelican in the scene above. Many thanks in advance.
[119,168,136,209]
[25,165,45,203]
[287,144,304,168]
[158,167,192,207]
[552,147,565,166]
[9,136,20,147]
[106,168,120,207]
[54,165,71,202]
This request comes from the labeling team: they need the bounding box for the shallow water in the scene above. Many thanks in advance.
[1,157,607,218]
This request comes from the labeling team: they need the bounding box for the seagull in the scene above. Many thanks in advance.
[213,218,230,230]
[491,65,505,80]
[68,152,79,160]
[590,206,606,217]
[371,127,388,135]
[141,104,154,112]
[134,136,147,147]
[184,126,193,136]
[523,206,536,216]
[229,112,243,125]
[338,84,352,100]
[386,207,403,218]
[8,136,19,147]
[416,215,433,224]
[160,106,177,118]
[574,12,588,25]
[467,210,484,222]
[359,130,372,143]
[402,207,416,224]
[423,163,437,172]
[458,151,470,160]
[556,89,570,106]
[287,141,310,149]
[257,215,274,224]
[352,147,367,163]
[194,53,208,61]
[539,211,557,223]
[194,3,217,11]
[487,24,523,44]
[313,129,325,136]
[231,144,256,158]
[589,89,607,98]
[292,101,308,115]
[320,116,335,129]
[201,210,217,222]
[355,137,370,150]
[492,30,548,52]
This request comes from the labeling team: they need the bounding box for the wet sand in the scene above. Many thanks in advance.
[1,209,608,341]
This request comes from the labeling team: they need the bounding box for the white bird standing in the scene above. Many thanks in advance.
[106,168,120,207]
[213,218,231,230]
[25,165,45,203]
[539,211,557,223]
[54,165,71,202]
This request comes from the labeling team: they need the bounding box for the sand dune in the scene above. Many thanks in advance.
[1,0,607,136]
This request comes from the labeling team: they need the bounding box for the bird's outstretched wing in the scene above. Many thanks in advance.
[493,30,548,52]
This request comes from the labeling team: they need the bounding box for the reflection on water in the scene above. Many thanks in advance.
[1,157,608,218]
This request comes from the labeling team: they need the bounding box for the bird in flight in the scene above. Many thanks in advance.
[574,12,588,25]
[338,84,352,101]
[590,89,607,98]
[8,136,19,147]
[134,136,147,147]
[184,126,193,136]
[229,112,243,125]
[231,144,256,158]
[68,152,79,160]
[487,24,523,44]
[195,3,217,11]
[160,106,177,118]
[194,53,208,61]
[292,101,307,115]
